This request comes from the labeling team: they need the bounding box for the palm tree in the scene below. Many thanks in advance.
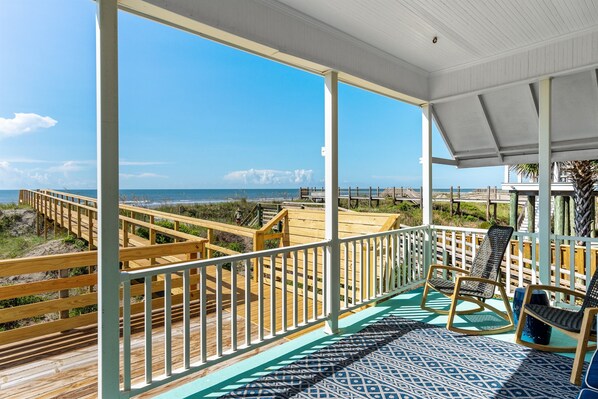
[511,161,598,238]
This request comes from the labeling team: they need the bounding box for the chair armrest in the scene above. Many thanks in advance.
[580,307,598,339]
[520,284,586,306]
[584,307,598,318]
[455,275,503,287]
[426,264,469,281]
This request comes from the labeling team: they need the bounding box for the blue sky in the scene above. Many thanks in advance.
[0,0,504,190]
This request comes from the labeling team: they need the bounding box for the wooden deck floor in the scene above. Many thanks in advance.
[0,272,323,398]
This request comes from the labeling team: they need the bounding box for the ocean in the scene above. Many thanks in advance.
[0,187,479,206]
[0,189,299,206]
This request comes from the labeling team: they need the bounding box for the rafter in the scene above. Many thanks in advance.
[477,95,503,162]
[528,83,539,117]
[430,105,457,158]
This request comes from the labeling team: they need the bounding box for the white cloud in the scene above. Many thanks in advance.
[0,161,49,188]
[120,172,167,179]
[0,113,57,138]
[224,168,313,185]
[48,161,87,174]
[1,158,52,164]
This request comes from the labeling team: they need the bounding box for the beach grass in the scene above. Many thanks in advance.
[341,198,510,228]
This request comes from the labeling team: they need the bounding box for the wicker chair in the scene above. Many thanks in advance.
[420,225,515,335]
[516,270,598,385]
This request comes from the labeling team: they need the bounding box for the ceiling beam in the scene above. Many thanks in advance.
[432,157,458,166]
[430,105,457,158]
[452,137,598,160]
[477,95,503,162]
[528,83,539,117]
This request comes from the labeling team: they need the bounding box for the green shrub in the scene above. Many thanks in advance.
[69,304,97,317]
[0,295,44,330]
[63,235,87,249]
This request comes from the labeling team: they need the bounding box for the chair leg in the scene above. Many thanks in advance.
[420,282,431,309]
[571,309,595,385]
[514,309,527,345]
[445,294,459,331]
[515,286,534,345]
[498,285,514,327]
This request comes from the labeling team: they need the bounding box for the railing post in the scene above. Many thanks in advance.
[60,200,64,228]
[348,186,352,208]
[149,215,156,264]
[253,231,264,280]
[257,204,263,227]
[509,192,519,229]
[59,268,69,319]
[77,206,82,238]
[486,185,491,221]
[89,210,94,250]
[123,220,129,247]
[68,204,72,234]
[173,220,180,243]
[206,228,213,259]
[277,204,282,232]
[35,193,40,236]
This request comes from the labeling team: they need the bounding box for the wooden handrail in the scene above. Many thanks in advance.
[259,209,288,233]
[119,215,202,242]
[40,189,256,237]
[0,240,205,344]
[21,189,257,245]
[0,241,205,277]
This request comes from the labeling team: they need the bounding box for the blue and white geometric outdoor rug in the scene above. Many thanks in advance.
[221,315,582,399]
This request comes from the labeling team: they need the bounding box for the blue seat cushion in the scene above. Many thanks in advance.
[578,388,598,399]
[584,350,598,391]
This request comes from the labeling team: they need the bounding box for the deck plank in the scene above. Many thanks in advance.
[0,269,323,398]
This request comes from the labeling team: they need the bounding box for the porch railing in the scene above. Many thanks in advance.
[338,225,426,312]
[118,225,429,396]
[431,225,598,306]
[115,224,598,396]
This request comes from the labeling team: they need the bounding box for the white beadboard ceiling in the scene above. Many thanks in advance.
[276,0,598,73]
[120,0,598,166]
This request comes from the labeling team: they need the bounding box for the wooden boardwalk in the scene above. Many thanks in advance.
[299,185,515,220]
[1,190,332,397]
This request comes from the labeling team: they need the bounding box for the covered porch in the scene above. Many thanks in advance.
[90,1,598,397]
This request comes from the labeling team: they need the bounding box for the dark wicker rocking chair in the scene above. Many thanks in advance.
[515,270,598,385]
[420,225,515,335]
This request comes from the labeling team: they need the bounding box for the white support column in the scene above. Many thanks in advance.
[504,165,510,184]
[324,71,339,334]
[97,0,120,397]
[422,105,433,225]
[538,78,552,285]
[422,104,433,272]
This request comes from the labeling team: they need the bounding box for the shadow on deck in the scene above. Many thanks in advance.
[0,287,589,398]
